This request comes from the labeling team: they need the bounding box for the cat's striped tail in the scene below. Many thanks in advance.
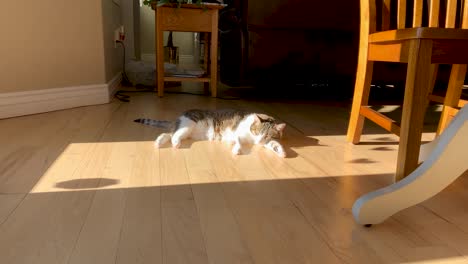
[134,118,173,129]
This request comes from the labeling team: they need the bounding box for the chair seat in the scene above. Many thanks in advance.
[369,27,468,43]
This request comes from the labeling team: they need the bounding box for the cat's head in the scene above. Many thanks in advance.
[249,114,286,144]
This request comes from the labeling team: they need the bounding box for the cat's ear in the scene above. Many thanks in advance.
[252,114,262,124]
[255,113,272,122]
[275,123,286,132]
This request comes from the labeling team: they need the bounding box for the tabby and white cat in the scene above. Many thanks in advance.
[134,109,287,157]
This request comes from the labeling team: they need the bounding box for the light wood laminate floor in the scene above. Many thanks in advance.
[1,91,467,264]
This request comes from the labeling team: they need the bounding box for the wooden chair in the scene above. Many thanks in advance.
[347,0,468,181]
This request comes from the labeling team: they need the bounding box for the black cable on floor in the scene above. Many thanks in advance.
[115,40,132,87]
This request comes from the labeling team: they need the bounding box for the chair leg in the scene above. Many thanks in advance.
[396,39,433,181]
[437,64,467,135]
[419,64,439,137]
[346,55,374,144]
[426,64,439,108]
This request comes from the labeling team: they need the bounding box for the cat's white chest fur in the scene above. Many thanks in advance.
[233,114,261,144]
[220,128,237,143]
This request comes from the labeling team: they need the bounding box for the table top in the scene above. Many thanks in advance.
[151,2,226,10]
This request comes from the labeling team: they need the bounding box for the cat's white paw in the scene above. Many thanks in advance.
[265,140,286,158]
[276,149,286,158]
[232,144,241,155]
[273,145,286,158]
[155,133,171,148]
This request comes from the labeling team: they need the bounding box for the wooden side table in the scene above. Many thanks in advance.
[151,3,224,97]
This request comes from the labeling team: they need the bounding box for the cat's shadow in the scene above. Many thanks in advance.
[281,135,323,148]
[279,136,324,158]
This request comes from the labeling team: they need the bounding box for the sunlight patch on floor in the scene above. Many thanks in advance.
[401,256,468,264]
[375,105,401,113]
[24,140,397,193]
[29,142,144,193]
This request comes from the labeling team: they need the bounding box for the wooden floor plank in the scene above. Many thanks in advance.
[0,109,82,193]
[68,97,155,264]
[0,194,25,224]
[0,103,122,264]
[115,142,162,264]
[0,102,121,194]
[155,95,211,264]
[395,202,468,260]
[115,95,163,264]
[184,142,255,264]
[159,147,210,264]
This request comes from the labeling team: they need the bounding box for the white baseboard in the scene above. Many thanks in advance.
[107,72,123,100]
[0,72,122,119]
[141,53,194,63]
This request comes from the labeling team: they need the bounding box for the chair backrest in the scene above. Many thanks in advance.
[363,0,468,33]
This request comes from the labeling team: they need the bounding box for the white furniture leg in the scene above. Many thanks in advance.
[353,105,468,226]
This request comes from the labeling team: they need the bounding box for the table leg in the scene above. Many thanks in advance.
[156,8,165,97]
[210,11,219,98]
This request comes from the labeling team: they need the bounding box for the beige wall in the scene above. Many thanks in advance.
[102,0,123,82]
[139,5,156,57]
[0,1,108,93]
[139,5,194,58]
[121,0,140,61]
